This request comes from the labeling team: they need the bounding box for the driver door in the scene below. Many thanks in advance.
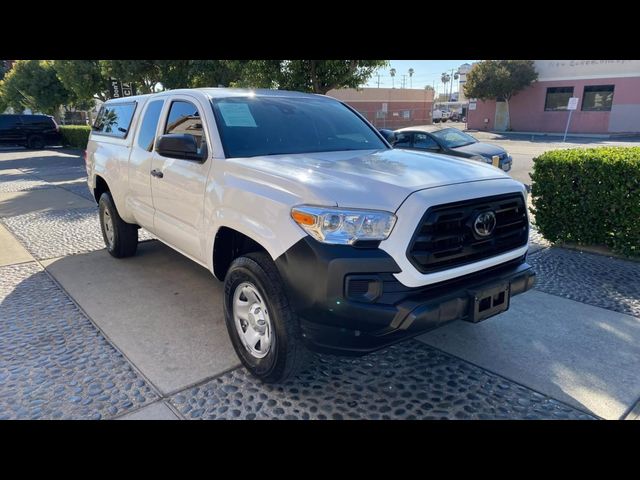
[150,96,212,263]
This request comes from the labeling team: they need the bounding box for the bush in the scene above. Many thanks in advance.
[59,125,91,149]
[530,146,640,256]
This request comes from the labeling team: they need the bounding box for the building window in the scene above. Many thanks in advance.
[376,111,386,119]
[402,110,411,119]
[544,87,574,111]
[582,85,614,111]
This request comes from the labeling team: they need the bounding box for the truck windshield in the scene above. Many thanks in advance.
[210,96,388,158]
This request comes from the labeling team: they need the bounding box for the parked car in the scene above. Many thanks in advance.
[0,114,61,149]
[392,126,512,172]
[86,89,534,383]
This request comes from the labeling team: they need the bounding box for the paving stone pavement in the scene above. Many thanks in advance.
[169,342,596,420]
[0,207,155,260]
[528,248,640,318]
[0,263,159,419]
[0,172,55,193]
[528,227,551,254]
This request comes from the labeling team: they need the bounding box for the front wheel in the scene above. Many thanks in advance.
[223,252,310,383]
[99,192,138,258]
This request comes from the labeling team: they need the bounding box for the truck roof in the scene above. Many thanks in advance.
[102,88,331,105]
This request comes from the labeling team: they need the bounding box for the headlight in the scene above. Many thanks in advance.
[470,154,491,163]
[291,206,396,245]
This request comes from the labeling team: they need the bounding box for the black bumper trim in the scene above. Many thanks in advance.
[275,237,535,355]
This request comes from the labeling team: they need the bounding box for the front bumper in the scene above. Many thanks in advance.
[275,237,535,355]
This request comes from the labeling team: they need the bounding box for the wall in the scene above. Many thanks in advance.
[327,87,435,129]
[468,76,640,134]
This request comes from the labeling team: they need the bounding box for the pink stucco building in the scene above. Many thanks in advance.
[467,60,640,134]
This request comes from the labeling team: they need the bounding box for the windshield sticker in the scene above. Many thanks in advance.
[218,102,257,127]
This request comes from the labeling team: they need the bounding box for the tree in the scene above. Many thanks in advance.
[389,68,396,88]
[188,60,242,88]
[235,60,388,94]
[463,60,538,130]
[100,60,164,94]
[0,60,70,117]
[408,68,414,88]
[54,60,110,103]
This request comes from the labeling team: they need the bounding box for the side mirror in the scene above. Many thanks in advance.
[378,129,397,145]
[156,134,203,161]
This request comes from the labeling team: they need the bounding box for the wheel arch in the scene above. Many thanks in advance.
[212,226,271,280]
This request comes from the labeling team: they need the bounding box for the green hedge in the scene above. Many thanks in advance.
[59,125,91,149]
[530,146,640,256]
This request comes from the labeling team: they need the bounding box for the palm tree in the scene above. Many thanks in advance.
[441,72,450,102]
[390,68,396,88]
[408,68,414,88]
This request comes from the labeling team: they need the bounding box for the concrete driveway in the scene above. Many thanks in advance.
[1,147,639,420]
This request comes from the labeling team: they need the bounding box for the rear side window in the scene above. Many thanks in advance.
[93,102,137,138]
[164,100,206,155]
[137,100,164,151]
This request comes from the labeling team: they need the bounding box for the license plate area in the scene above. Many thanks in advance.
[467,282,510,323]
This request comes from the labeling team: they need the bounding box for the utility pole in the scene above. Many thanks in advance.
[401,75,407,89]
[376,74,381,88]
[449,68,455,101]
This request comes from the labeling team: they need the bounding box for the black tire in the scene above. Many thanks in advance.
[98,192,138,258]
[27,135,45,149]
[223,252,310,383]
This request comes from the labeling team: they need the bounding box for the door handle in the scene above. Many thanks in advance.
[150,169,164,178]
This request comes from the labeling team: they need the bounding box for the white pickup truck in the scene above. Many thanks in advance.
[86,88,535,382]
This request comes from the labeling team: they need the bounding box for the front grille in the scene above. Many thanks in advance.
[407,193,528,273]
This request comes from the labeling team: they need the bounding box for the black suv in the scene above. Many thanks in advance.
[0,114,62,149]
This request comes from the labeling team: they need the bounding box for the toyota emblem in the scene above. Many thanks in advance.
[473,211,496,237]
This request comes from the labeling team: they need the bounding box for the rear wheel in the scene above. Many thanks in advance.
[223,252,310,383]
[27,135,45,149]
[99,192,138,258]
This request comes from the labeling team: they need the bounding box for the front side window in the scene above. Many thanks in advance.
[211,96,388,158]
[431,128,477,148]
[394,132,412,148]
[137,100,164,151]
[414,133,439,150]
[165,100,206,155]
[582,85,614,111]
[544,87,574,111]
[93,102,136,138]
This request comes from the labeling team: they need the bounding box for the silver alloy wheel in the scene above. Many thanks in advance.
[102,208,115,248]
[232,282,273,359]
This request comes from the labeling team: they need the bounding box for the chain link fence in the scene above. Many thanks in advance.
[355,108,468,129]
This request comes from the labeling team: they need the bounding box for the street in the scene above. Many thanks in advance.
[1,147,639,420]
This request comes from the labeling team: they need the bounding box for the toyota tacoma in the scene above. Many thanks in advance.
[86,88,535,383]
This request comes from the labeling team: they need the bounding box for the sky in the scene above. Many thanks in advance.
[365,60,477,95]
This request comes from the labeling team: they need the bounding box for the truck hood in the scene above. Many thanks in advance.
[225,148,513,211]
